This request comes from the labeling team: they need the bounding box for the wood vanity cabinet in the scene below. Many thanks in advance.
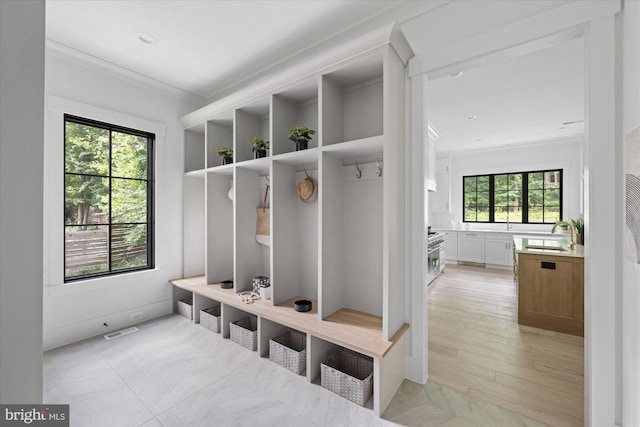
[517,253,584,336]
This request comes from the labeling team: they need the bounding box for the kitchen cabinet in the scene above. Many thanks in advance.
[435,157,449,175]
[457,232,485,263]
[426,124,439,191]
[485,234,514,268]
[430,158,450,213]
[442,230,457,262]
[517,252,584,336]
[430,173,449,212]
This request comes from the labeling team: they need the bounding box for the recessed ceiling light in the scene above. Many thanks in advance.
[448,72,463,78]
[465,115,477,120]
[137,32,157,45]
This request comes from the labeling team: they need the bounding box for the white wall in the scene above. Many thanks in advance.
[42,44,204,350]
[622,1,640,425]
[431,138,583,231]
[0,0,45,403]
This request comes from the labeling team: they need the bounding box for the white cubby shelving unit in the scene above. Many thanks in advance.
[171,24,412,416]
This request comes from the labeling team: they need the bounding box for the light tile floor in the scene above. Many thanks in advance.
[44,315,549,426]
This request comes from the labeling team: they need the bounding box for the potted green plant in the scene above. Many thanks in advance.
[248,137,269,159]
[288,125,315,151]
[216,147,233,165]
[570,217,584,245]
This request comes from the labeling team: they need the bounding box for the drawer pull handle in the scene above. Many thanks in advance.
[541,261,556,270]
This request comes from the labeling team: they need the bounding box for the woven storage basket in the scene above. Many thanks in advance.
[199,305,221,333]
[321,351,373,406]
[269,330,306,374]
[230,316,257,351]
[177,298,193,320]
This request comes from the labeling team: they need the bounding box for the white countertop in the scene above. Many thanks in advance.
[434,228,557,236]
[513,235,584,258]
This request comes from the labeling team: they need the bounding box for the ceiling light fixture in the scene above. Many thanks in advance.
[465,115,477,120]
[137,32,157,45]
[448,72,463,78]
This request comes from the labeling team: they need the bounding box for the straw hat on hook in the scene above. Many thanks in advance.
[297,174,316,203]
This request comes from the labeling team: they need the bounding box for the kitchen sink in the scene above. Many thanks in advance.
[525,244,567,251]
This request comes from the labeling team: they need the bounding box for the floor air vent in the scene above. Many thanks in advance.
[104,327,138,340]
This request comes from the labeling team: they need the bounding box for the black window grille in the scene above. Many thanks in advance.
[463,169,562,224]
[64,114,154,281]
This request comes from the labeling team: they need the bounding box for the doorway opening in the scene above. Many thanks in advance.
[425,36,585,427]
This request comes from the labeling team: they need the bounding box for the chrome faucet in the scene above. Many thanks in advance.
[551,220,576,249]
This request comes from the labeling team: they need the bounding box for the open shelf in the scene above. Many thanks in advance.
[271,160,319,306]
[272,147,319,169]
[206,120,233,169]
[235,99,270,163]
[183,176,205,278]
[234,156,270,173]
[271,78,319,156]
[206,173,233,285]
[184,169,206,178]
[320,152,383,321]
[170,276,406,359]
[206,163,234,176]
[185,129,205,173]
[322,135,383,164]
[321,53,384,146]
[235,167,271,293]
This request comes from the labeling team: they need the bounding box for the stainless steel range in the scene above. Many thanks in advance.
[427,231,445,286]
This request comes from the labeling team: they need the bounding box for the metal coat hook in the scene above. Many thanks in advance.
[304,168,311,179]
[376,158,382,177]
[354,161,362,179]
[263,173,270,184]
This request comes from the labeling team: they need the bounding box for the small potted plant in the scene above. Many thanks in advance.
[216,147,233,165]
[288,125,315,151]
[248,137,269,159]
[570,217,584,245]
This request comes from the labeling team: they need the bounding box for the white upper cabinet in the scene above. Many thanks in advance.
[426,122,439,191]
[430,157,450,213]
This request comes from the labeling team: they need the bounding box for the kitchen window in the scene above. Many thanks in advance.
[64,115,154,281]
[463,169,562,224]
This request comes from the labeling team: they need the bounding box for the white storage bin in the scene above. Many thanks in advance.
[177,298,193,320]
[269,330,306,374]
[321,350,373,407]
[200,305,221,333]
[230,316,257,351]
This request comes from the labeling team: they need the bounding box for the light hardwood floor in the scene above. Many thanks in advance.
[425,264,584,427]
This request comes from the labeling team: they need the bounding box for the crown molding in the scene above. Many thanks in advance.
[45,39,206,108]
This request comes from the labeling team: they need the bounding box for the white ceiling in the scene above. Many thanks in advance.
[45,0,404,99]
[427,37,584,153]
[45,0,584,153]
